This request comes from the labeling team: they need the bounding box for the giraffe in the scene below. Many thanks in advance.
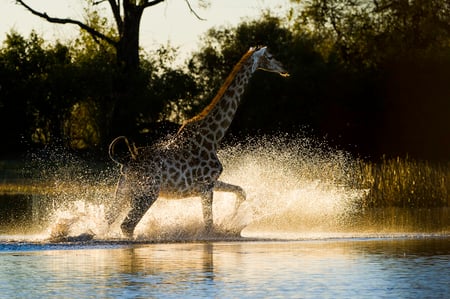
[108,46,289,238]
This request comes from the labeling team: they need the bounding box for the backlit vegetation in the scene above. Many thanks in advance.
[357,157,450,208]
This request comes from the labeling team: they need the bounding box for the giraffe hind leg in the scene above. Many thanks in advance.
[121,194,157,238]
[214,180,246,211]
[200,190,214,233]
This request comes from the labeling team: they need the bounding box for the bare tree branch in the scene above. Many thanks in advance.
[139,0,206,20]
[184,0,206,21]
[15,0,118,46]
[93,0,108,5]
[141,0,166,9]
[108,0,123,32]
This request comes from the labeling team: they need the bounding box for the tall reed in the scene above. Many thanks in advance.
[357,156,450,208]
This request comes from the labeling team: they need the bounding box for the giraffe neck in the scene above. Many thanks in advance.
[180,49,256,147]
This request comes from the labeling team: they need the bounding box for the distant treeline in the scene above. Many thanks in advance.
[1,0,449,160]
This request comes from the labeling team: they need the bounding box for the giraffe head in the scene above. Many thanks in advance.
[251,46,289,77]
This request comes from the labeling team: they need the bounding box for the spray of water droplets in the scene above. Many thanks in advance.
[29,133,367,242]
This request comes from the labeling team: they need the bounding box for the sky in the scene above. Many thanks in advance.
[1,0,290,56]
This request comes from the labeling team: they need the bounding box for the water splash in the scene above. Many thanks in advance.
[27,134,366,242]
[217,134,366,239]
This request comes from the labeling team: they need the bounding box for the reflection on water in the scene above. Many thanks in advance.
[0,238,449,298]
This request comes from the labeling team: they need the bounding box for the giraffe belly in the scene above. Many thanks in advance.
[153,144,223,198]
[158,165,221,199]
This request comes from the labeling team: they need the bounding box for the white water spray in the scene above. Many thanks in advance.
[36,134,366,242]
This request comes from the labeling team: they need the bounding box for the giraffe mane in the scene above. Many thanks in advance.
[178,47,259,133]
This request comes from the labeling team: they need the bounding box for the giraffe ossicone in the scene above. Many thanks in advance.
[108,46,289,238]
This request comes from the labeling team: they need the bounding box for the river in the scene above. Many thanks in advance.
[0,237,449,298]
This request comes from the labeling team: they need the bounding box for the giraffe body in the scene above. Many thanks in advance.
[108,46,288,238]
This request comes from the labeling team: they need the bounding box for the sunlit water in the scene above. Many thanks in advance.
[1,135,449,297]
[0,239,449,298]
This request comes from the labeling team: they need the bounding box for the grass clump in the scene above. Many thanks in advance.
[357,156,450,208]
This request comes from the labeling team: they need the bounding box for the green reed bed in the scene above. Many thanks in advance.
[357,157,450,208]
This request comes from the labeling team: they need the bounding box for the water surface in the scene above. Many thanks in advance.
[1,237,449,298]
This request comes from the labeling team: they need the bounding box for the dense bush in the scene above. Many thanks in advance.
[1,0,450,161]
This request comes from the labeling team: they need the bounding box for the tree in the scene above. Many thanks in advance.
[291,0,450,160]
[15,0,207,142]
[0,29,199,153]
[15,0,205,73]
[291,0,450,68]
[0,31,74,152]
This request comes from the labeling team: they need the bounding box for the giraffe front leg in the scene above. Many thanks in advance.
[214,180,246,211]
[200,189,213,233]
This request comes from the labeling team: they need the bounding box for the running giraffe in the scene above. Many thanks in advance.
[108,46,289,238]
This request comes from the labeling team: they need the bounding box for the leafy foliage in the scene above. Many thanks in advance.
[1,0,450,161]
[0,31,195,153]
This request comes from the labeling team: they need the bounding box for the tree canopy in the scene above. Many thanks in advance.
[15,0,205,72]
[0,30,195,154]
[1,0,449,160]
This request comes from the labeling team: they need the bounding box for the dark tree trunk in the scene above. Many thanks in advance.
[116,4,144,74]
[109,3,146,137]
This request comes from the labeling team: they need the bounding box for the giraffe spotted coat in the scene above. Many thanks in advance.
[108,46,289,238]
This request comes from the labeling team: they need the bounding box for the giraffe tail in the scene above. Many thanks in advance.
[108,136,138,165]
